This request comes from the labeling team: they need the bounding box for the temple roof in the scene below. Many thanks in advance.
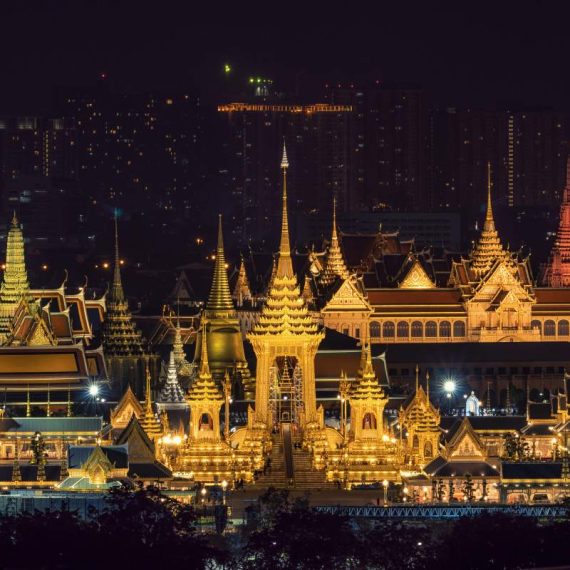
[320,198,350,287]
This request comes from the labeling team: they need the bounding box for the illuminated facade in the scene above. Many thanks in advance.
[322,170,570,343]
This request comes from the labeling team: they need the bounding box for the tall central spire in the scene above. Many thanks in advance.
[276,144,294,279]
[206,215,234,314]
[111,211,125,303]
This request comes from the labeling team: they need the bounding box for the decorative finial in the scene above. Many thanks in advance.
[426,371,430,401]
[11,211,18,228]
[485,162,495,229]
[415,364,419,393]
[276,141,294,278]
[26,386,31,417]
[199,318,211,377]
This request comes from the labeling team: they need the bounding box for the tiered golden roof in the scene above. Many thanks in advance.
[320,197,350,286]
[0,213,31,335]
[350,341,386,401]
[101,215,147,357]
[249,146,320,338]
[139,366,162,438]
[399,367,440,434]
[470,165,512,276]
[187,324,223,403]
[158,350,186,404]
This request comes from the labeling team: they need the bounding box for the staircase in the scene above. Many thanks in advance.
[255,426,335,491]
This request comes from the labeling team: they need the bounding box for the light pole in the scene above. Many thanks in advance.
[221,479,228,506]
[223,372,232,442]
[382,479,389,506]
[443,379,456,414]
[339,372,351,439]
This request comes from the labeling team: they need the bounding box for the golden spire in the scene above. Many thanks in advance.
[470,162,509,276]
[140,363,162,437]
[0,212,31,335]
[321,196,350,286]
[276,143,294,279]
[232,254,252,306]
[206,215,235,315]
[415,364,419,393]
[426,371,430,401]
[352,340,385,400]
[249,147,321,338]
[26,386,31,417]
[112,210,125,303]
[187,320,223,402]
[101,211,147,358]
[46,387,51,417]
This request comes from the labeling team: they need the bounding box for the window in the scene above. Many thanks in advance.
[440,321,451,337]
[544,320,556,336]
[397,321,409,338]
[383,321,395,338]
[411,321,423,337]
[362,413,377,430]
[531,320,542,333]
[453,321,466,337]
[413,435,419,449]
[370,321,381,338]
[424,441,433,458]
[425,321,437,337]
[559,320,569,336]
[355,328,360,338]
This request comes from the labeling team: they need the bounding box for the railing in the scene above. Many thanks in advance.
[314,504,569,519]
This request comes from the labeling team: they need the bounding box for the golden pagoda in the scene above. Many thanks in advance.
[320,197,350,287]
[232,254,252,307]
[398,367,441,467]
[193,215,253,398]
[326,340,401,486]
[101,214,149,395]
[0,213,31,339]
[139,366,163,441]
[246,145,324,435]
[171,323,244,484]
[470,164,512,277]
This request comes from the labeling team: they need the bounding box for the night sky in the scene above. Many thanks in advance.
[0,1,568,112]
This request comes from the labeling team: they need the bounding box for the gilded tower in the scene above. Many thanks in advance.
[542,157,570,287]
[101,215,149,396]
[247,146,324,432]
[320,197,350,287]
[399,367,441,467]
[193,216,253,398]
[0,213,31,339]
[470,164,512,277]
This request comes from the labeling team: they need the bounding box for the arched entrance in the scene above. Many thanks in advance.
[269,356,304,428]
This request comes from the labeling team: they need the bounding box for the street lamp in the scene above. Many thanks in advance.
[382,479,389,506]
[443,379,456,413]
[221,479,228,505]
[200,486,207,505]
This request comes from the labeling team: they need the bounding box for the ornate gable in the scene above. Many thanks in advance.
[447,419,486,460]
[323,278,371,313]
[399,260,435,289]
[110,385,143,430]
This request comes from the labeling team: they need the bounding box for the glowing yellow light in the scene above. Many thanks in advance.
[224,63,231,74]
[102,262,110,269]
[41,264,48,271]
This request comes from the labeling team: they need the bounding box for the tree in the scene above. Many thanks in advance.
[30,431,46,481]
[239,488,357,569]
[462,474,475,502]
[503,433,529,461]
